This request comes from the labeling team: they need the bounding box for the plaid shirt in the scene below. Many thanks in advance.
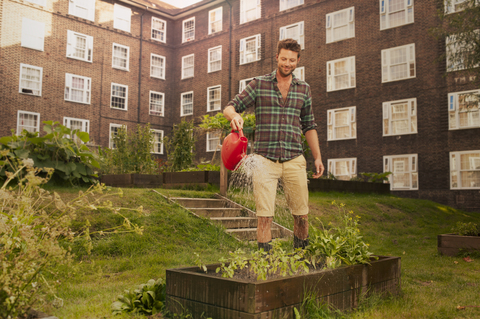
[227,69,317,162]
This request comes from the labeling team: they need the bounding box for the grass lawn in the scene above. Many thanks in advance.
[41,186,480,319]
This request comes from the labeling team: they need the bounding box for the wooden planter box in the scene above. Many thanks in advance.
[166,256,401,319]
[163,171,221,188]
[437,233,480,256]
[100,173,163,188]
[308,179,390,194]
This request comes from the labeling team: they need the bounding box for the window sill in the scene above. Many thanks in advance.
[110,107,128,111]
[112,66,129,72]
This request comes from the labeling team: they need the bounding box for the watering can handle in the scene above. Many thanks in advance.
[232,129,244,138]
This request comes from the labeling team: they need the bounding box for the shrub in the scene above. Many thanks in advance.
[452,221,480,236]
[164,119,197,172]
[111,278,166,316]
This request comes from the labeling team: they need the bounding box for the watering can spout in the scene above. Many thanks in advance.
[221,129,248,171]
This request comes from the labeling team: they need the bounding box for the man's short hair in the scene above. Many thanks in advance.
[277,38,301,58]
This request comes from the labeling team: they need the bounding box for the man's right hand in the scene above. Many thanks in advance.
[230,114,244,131]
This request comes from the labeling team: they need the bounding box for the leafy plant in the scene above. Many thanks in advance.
[111,278,165,315]
[181,164,220,172]
[164,119,197,172]
[0,121,99,185]
[452,221,480,236]
[359,172,392,183]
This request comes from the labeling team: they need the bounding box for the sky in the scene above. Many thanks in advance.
[160,0,204,8]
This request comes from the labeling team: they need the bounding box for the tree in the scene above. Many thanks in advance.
[164,119,196,172]
[431,0,480,78]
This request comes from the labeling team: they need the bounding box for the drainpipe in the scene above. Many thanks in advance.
[225,0,233,101]
[138,8,146,124]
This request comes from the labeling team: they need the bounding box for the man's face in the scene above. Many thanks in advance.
[276,49,300,77]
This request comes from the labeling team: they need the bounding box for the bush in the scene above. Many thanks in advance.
[164,119,197,172]
[452,221,480,236]
[0,121,99,185]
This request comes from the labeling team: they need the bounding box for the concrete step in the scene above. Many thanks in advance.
[189,208,245,218]
[171,197,228,208]
[210,217,258,229]
[226,228,283,241]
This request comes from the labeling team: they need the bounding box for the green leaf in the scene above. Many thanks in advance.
[14,148,30,159]
[55,162,67,173]
[0,136,13,146]
[76,131,90,143]
[43,124,52,134]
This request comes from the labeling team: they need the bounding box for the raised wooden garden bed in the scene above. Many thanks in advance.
[437,233,480,256]
[100,173,162,188]
[163,171,221,188]
[166,256,401,318]
[308,179,390,194]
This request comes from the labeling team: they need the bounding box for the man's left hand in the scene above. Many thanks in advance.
[311,158,324,179]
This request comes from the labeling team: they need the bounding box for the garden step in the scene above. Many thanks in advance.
[189,208,245,218]
[210,217,258,229]
[171,198,228,208]
[226,228,283,241]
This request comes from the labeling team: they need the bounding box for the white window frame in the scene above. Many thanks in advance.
[17,110,40,134]
[182,17,195,43]
[380,0,414,30]
[384,154,418,190]
[110,83,128,111]
[240,0,261,24]
[383,98,417,136]
[114,3,131,32]
[149,91,165,117]
[326,7,355,43]
[444,0,479,14]
[21,18,45,51]
[109,123,124,149]
[448,89,480,130]
[206,130,222,152]
[239,77,256,93]
[382,43,416,82]
[66,30,93,62]
[182,54,194,79]
[151,17,166,43]
[112,43,129,71]
[209,7,223,34]
[446,31,480,72]
[19,64,42,96]
[328,158,357,180]
[279,0,304,11]
[208,46,222,73]
[151,129,164,154]
[27,0,46,6]
[65,73,92,104]
[150,54,165,79]
[207,85,221,112]
[181,91,194,116]
[279,21,305,49]
[327,107,356,141]
[450,150,480,189]
[69,0,95,21]
[240,34,261,65]
[64,117,90,143]
[327,56,356,92]
[293,67,305,81]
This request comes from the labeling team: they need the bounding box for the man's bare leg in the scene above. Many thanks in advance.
[293,214,309,249]
[257,216,273,251]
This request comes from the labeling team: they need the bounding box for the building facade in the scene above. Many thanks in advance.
[0,0,479,211]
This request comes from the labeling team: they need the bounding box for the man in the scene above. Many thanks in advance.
[223,38,324,251]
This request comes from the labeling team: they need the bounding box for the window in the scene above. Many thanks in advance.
[207,131,222,152]
[327,56,355,91]
[279,0,304,11]
[279,21,304,49]
[182,17,195,42]
[384,154,418,190]
[109,124,124,149]
[151,129,164,154]
[112,43,129,71]
[27,0,46,6]
[151,17,166,42]
[450,150,480,189]
[17,111,40,134]
[240,34,261,65]
[380,0,414,30]
[382,43,415,82]
[111,83,128,110]
[21,18,45,51]
[114,4,131,32]
[240,0,261,24]
[445,0,479,14]
[327,107,356,141]
[383,98,417,136]
[208,46,222,73]
[328,158,357,180]
[207,85,221,112]
[239,77,256,93]
[65,73,91,104]
[326,7,354,43]
[64,117,89,144]
[209,7,223,34]
[446,32,480,72]
[151,54,165,79]
[181,91,194,116]
[449,89,480,130]
[67,30,93,62]
[149,91,164,116]
[182,54,194,79]
[69,0,95,21]
[19,64,42,96]
[293,67,305,81]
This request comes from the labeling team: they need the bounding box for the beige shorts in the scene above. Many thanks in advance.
[252,155,309,217]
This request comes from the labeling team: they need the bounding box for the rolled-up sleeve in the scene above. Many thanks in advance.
[300,85,317,134]
[226,79,258,113]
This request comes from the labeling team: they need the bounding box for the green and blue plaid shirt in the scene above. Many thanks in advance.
[227,69,317,162]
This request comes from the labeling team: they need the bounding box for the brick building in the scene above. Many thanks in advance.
[0,0,479,211]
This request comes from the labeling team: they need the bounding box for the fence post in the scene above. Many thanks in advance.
[220,155,227,196]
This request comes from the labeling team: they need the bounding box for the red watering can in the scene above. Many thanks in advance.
[221,129,248,171]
